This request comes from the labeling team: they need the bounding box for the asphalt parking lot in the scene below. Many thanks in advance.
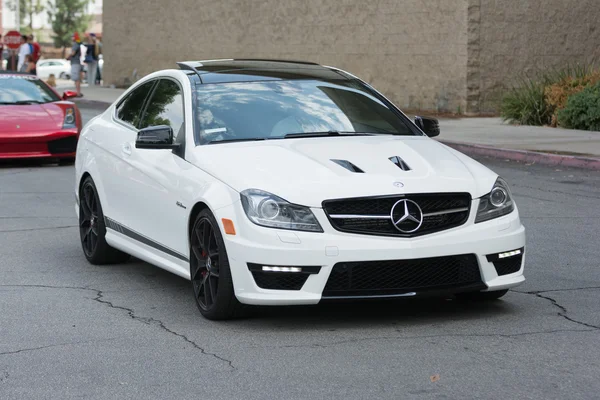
[1,106,599,400]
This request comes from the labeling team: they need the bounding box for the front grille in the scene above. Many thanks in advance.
[251,271,310,290]
[322,193,471,237]
[322,254,482,297]
[48,136,78,154]
[492,254,523,276]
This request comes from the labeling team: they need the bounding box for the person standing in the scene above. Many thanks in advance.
[84,33,100,86]
[28,34,42,65]
[17,35,31,71]
[67,33,84,97]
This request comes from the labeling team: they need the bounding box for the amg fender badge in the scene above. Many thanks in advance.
[176,201,187,209]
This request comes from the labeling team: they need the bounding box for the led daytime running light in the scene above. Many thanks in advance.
[262,266,302,273]
[498,249,522,259]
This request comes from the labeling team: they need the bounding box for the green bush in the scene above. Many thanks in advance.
[500,77,552,126]
[500,64,597,127]
[557,82,600,131]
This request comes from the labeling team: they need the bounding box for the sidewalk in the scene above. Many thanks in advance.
[65,84,126,107]
[70,85,600,170]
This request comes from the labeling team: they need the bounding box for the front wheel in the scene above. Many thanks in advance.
[190,209,244,320]
[455,289,509,301]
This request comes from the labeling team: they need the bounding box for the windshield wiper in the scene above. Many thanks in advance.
[284,131,373,139]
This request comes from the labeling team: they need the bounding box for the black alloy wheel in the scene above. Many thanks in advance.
[78,177,130,264]
[80,181,100,258]
[191,216,221,312]
[190,209,244,320]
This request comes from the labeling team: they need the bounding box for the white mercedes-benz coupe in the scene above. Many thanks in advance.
[75,59,526,320]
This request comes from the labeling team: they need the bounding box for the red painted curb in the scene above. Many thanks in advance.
[440,140,600,171]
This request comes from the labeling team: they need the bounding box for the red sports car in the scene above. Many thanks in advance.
[0,71,82,163]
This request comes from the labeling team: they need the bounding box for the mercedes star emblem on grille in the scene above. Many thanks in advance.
[390,199,424,233]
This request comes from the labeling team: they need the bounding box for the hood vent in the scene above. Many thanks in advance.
[331,159,364,173]
[389,156,411,171]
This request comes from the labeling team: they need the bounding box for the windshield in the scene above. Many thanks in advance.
[194,79,417,144]
[0,74,60,104]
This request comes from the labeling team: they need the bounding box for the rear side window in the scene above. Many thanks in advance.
[116,80,156,127]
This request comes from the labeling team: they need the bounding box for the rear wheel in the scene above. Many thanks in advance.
[455,289,509,301]
[79,177,130,265]
[190,209,243,320]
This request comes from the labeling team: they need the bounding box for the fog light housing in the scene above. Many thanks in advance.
[486,248,525,276]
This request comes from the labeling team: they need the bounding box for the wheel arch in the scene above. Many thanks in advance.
[188,201,210,246]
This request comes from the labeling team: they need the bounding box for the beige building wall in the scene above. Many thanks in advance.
[104,0,469,112]
[469,0,600,112]
[104,0,600,113]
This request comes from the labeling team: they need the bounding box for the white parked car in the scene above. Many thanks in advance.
[36,58,72,79]
[74,59,526,320]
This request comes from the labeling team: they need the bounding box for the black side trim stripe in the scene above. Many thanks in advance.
[105,217,189,262]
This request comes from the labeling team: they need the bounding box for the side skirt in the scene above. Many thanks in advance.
[104,216,191,280]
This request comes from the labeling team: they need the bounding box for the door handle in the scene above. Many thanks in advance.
[122,142,132,155]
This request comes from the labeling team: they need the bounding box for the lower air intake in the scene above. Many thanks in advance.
[322,254,482,298]
[492,254,523,276]
[251,271,309,290]
[48,136,78,154]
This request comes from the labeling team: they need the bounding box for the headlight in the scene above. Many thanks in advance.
[475,177,515,223]
[240,189,323,232]
[63,107,76,128]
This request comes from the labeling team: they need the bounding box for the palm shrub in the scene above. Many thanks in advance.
[500,76,552,126]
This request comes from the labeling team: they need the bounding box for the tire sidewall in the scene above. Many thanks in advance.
[79,177,107,260]
[191,209,237,319]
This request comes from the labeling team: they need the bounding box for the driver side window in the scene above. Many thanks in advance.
[139,79,185,144]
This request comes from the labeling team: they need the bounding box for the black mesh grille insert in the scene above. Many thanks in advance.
[322,193,471,237]
[251,271,310,290]
[492,255,523,276]
[322,254,482,297]
[48,136,78,154]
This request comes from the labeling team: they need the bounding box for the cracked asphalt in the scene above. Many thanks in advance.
[1,106,599,399]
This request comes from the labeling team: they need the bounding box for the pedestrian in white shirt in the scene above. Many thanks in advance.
[17,35,31,71]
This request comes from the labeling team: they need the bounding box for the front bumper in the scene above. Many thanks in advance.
[216,201,526,306]
[0,130,78,159]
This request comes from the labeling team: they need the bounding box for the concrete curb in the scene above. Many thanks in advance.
[440,140,600,170]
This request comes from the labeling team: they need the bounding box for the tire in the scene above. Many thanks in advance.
[59,72,66,79]
[455,289,509,301]
[189,209,245,320]
[58,157,75,166]
[79,177,130,265]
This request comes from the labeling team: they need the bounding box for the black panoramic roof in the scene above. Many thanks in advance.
[177,59,351,84]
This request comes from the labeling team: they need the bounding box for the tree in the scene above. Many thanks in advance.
[47,0,92,56]
[7,0,44,31]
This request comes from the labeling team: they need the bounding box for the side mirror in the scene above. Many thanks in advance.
[135,125,178,149]
[62,90,78,100]
[414,116,440,137]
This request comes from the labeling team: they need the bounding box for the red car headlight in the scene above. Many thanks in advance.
[63,107,76,128]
